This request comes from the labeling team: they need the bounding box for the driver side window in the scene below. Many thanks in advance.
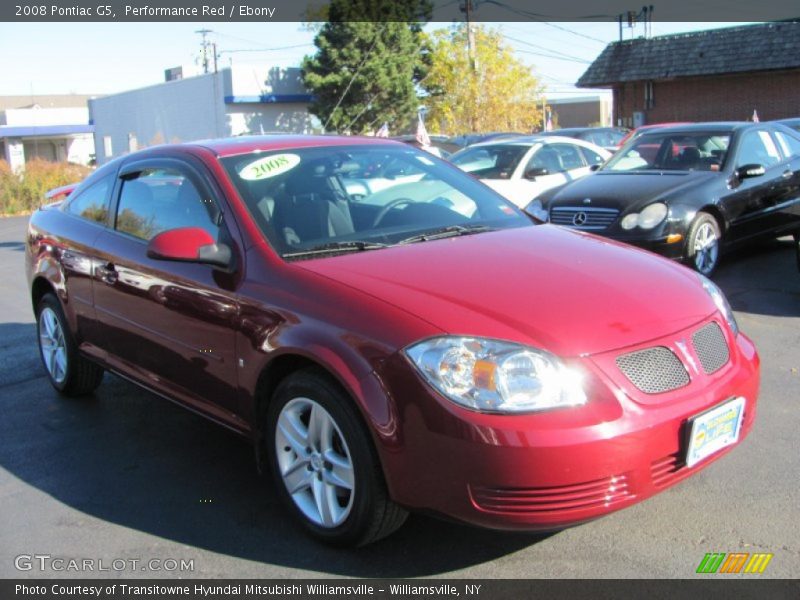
[526,147,563,174]
[736,131,782,169]
[115,167,221,242]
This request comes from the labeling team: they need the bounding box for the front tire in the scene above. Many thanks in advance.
[266,368,407,546]
[685,212,721,276]
[36,293,104,396]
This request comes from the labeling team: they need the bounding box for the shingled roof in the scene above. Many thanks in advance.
[577,21,800,88]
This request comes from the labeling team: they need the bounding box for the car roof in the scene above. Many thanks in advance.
[542,127,625,134]
[634,122,759,136]
[468,135,581,147]
[186,134,405,158]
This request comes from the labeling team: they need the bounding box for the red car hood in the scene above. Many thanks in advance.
[297,225,717,357]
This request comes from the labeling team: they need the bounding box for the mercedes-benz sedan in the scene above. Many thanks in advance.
[529,122,800,275]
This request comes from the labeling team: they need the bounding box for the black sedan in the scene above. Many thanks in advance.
[775,118,800,133]
[528,122,800,275]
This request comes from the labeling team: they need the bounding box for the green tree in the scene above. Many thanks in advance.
[423,24,545,134]
[301,0,431,134]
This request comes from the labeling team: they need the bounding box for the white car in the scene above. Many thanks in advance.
[450,136,612,207]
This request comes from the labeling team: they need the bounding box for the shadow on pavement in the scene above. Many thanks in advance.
[714,238,800,318]
[0,321,547,577]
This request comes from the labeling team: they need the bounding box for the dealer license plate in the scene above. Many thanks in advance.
[686,396,746,468]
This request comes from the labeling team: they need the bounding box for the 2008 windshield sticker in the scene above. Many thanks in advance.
[239,154,301,180]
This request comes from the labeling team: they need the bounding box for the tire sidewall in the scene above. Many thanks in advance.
[265,371,378,546]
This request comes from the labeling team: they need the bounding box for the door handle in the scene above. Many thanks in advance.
[95,262,118,285]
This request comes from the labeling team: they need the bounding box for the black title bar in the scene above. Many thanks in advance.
[3,0,800,22]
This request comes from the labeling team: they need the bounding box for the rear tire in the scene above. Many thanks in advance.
[685,212,721,276]
[36,293,104,396]
[266,368,407,546]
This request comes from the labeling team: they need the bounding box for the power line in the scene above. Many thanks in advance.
[322,23,387,132]
[515,48,591,64]
[503,34,592,63]
[219,43,314,54]
[501,23,608,53]
[479,1,609,44]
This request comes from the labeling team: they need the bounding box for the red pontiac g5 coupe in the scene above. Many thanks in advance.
[26,136,759,546]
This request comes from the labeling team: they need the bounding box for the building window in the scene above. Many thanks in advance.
[644,81,655,110]
[128,134,138,153]
[103,136,113,157]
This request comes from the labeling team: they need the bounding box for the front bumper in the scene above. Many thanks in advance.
[615,234,687,260]
[374,319,759,531]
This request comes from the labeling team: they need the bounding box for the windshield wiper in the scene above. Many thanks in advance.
[397,224,497,245]
[283,240,391,259]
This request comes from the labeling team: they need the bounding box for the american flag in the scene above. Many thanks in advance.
[416,115,431,146]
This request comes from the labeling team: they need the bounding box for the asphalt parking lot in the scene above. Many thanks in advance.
[0,214,798,579]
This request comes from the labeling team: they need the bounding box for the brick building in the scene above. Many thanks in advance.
[577,22,800,128]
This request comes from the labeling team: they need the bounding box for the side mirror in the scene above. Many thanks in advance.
[147,227,232,269]
[735,163,766,180]
[589,164,601,172]
[524,167,549,180]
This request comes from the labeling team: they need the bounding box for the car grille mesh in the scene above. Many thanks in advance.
[549,207,619,231]
[692,322,729,374]
[615,347,690,394]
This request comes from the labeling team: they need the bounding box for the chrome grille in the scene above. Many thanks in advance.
[616,347,690,394]
[692,322,729,374]
[550,206,619,231]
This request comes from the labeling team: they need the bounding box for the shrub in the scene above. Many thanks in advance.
[0,159,92,215]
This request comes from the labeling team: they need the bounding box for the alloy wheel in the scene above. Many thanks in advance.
[692,221,719,275]
[275,397,355,528]
[38,307,68,384]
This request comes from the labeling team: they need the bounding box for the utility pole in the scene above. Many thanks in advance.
[460,0,478,132]
[196,28,213,74]
[461,0,476,71]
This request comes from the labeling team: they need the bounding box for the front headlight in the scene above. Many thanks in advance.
[637,203,668,229]
[404,337,586,413]
[525,199,549,222]
[697,274,739,336]
[620,203,668,230]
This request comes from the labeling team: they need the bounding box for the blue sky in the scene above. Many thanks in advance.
[1,21,749,99]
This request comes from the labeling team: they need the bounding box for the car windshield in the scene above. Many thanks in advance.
[220,145,530,260]
[449,144,531,179]
[604,131,731,172]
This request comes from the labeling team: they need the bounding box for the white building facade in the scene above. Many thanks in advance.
[90,66,318,165]
[0,98,96,171]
